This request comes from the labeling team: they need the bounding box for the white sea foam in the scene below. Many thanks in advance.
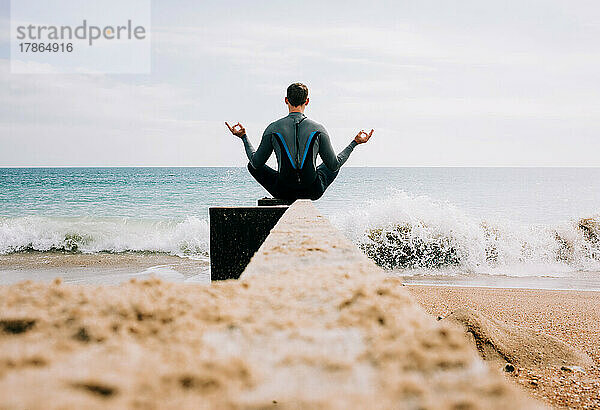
[330,191,600,276]
[0,215,210,257]
[2,192,599,277]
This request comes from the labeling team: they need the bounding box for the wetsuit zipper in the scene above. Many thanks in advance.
[294,119,305,184]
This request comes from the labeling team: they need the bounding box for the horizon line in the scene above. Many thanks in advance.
[1,165,600,169]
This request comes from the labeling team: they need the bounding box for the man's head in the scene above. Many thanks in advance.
[285,83,309,112]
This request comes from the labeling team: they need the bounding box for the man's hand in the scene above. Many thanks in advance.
[354,129,374,144]
[225,122,246,138]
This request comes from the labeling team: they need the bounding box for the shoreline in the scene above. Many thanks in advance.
[405,282,600,292]
[2,251,600,291]
[0,252,210,285]
[399,271,600,292]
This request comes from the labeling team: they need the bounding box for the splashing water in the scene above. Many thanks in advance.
[0,215,209,258]
[331,191,600,276]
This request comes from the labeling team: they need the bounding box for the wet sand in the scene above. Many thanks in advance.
[0,252,210,285]
[408,286,600,409]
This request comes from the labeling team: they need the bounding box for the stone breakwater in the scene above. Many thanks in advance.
[0,201,542,409]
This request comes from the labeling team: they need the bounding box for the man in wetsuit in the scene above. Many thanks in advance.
[225,82,373,200]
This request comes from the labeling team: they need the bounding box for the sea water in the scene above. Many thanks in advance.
[1,167,599,289]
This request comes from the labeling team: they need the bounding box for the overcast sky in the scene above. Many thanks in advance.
[1,0,600,166]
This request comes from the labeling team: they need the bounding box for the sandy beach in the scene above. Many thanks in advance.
[408,286,600,409]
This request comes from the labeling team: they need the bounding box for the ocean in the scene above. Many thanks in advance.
[1,167,599,289]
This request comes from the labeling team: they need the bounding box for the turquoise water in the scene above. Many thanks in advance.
[1,167,599,221]
[1,167,599,280]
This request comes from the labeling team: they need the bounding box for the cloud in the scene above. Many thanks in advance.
[1,60,191,126]
[2,1,600,166]
[0,58,248,166]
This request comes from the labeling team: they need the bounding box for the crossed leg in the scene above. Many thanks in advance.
[311,163,340,200]
[247,162,340,200]
[247,163,280,198]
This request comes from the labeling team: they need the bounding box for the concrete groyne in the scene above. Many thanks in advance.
[235,200,542,408]
[0,200,543,408]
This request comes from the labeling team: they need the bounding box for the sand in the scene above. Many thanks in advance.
[408,286,600,409]
[0,252,194,271]
[0,252,209,285]
[0,202,544,409]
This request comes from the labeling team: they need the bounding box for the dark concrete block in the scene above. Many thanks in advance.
[209,206,288,281]
[257,197,296,206]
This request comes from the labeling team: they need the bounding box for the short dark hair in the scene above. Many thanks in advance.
[287,83,309,107]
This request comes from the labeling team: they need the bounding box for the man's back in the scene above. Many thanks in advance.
[254,112,354,175]
[225,82,373,200]
[263,112,326,173]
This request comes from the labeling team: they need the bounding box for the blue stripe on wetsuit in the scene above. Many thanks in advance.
[275,132,296,169]
[300,131,318,169]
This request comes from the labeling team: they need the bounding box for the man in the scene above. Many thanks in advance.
[226,82,373,200]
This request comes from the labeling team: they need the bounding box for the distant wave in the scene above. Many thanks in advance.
[0,216,209,258]
[331,191,600,276]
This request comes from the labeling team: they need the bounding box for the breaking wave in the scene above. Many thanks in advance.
[3,192,600,277]
[0,216,209,258]
[331,191,600,276]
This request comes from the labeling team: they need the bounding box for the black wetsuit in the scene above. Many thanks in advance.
[242,112,357,200]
